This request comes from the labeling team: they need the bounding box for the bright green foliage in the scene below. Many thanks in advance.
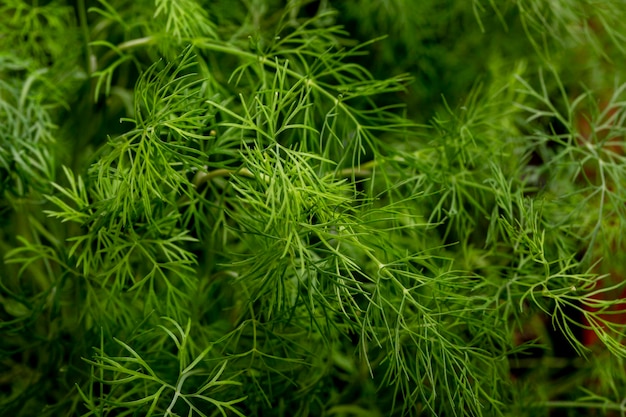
[2,1,626,416]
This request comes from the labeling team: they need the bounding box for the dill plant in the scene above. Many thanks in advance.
[1,1,626,416]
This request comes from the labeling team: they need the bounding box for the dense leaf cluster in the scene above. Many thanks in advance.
[2,1,626,416]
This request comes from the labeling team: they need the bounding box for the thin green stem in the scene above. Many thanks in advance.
[536,400,626,412]
[192,167,255,188]
[77,0,93,74]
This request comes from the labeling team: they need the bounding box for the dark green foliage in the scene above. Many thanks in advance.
[2,1,626,416]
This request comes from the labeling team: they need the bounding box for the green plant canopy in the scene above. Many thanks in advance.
[2,1,626,416]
